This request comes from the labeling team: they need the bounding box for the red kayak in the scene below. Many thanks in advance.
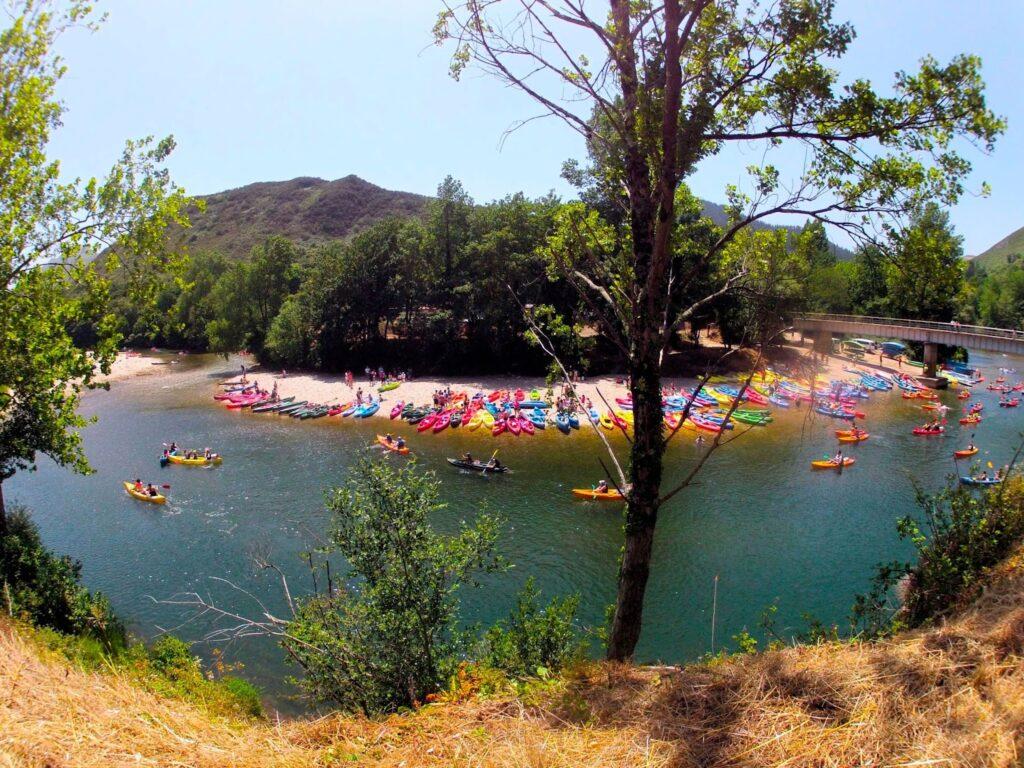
[488,390,503,402]
[507,417,521,436]
[744,389,769,405]
[389,402,405,419]
[492,419,507,436]
[433,412,451,433]
[519,417,535,436]
[417,413,437,432]
[514,389,525,401]
[913,426,944,435]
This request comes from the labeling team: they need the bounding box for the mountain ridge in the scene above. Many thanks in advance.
[968,224,1024,271]
[175,175,854,260]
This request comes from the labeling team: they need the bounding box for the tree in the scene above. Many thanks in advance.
[0,2,191,534]
[883,203,965,321]
[436,0,1003,659]
[284,460,503,712]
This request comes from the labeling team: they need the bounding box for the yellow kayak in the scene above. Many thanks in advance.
[811,458,856,470]
[123,481,166,504]
[167,452,222,466]
[571,488,625,501]
[837,433,869,443]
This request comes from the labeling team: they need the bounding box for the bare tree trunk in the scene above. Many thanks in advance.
[0,481,6,539]
[607,340,665,660]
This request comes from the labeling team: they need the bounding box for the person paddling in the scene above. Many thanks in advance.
[596,479,609,493]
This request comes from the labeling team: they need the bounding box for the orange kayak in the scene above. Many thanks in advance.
[953,447,978,458]
[571,488,624,501]
[376,435,409,454]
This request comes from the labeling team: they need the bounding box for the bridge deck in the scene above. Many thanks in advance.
[793,314,1024,356]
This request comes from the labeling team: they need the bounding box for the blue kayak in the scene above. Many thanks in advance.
[555,412,570,434]
[355,402,380,418]
[960,476,1003,486]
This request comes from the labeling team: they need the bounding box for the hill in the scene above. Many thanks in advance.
[175,175,854,261]
[176,176,430,259]
[970,224,1024,271]
[5,546,1022,766]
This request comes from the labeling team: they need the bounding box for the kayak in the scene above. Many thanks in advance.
[568,413,580,429]
[810,458,856,470]
[252,397,295,413]
[390,402,405,419]
[467,411,484,431]
[356,402,380,418]
[123,481,166,504]
[960,475,1003,486]
[446,458,508,473]
[555,413,570,434]
[959,416,981,425]
[378,382,400,392]
[953,447,979,458]
[519,417,535,436]
[418,413,438,432]
[507,417,521,436]
[450,411,463,428]
[913,427,944,435]
[837,433,869,443]
[166,452,222,466]
[376,435,410,454]
[492,419,507,436]
[328,401,353,417]
[571,488,624,501]
[433,412,451,432]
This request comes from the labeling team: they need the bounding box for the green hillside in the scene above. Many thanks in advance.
[173,174,855,261]
[174,175,430,259]
[969,224,1024,271]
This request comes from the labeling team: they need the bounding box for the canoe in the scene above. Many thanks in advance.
[953,447,979,458]
[811,458,856,470]
[913,427,944,435]
[837,433,869,443]
[123,481,166,504]
[376,435,410,454]
[167,452,222,466]
[446,458,508,473]
[960,476,1003,486]
[378,382,400,392]
[571,488,625,501]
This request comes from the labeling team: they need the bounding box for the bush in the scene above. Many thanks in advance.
[854,476,1024,635]
[1,505,124,650]
[284,459,504,713]
[482,577,583,679]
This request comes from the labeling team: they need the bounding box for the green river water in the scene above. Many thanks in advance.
[8,351,1024,714]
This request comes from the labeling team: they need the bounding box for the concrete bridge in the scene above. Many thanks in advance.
[793,313,1024,380]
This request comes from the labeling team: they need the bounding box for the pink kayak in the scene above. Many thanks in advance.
[390,402,405,419]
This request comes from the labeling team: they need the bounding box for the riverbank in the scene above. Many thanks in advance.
[213,346,855,420]
[5,539,1022,766]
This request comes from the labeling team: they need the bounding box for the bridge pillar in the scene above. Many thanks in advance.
[812,329,832,355]
[923,342,938,378]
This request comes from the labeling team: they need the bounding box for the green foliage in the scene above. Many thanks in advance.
[481,577,584,679]
[853,476,1024,637]
[0,1,192,503]
[1,505,124,649]
[284,459,504,713]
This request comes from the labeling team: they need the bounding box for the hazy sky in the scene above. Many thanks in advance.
[49,0,1022,255]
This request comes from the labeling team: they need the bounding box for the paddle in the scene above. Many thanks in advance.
[481,449,499,476]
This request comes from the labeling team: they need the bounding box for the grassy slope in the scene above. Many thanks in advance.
[970,224,1024,271]
[4,545,1024,768]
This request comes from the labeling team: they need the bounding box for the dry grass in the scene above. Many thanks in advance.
[4,549,1024,767]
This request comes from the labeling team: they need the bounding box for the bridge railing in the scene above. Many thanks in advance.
[796,313,1024,341]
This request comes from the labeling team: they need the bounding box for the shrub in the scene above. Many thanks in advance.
[482,577,583,678]
[284,459,504,713]
[1,505,124,650]
[854,476,1024,635]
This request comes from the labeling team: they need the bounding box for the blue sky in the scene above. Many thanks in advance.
[50,0,1021,255]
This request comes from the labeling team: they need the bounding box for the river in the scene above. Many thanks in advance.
[8,351,1023,713]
